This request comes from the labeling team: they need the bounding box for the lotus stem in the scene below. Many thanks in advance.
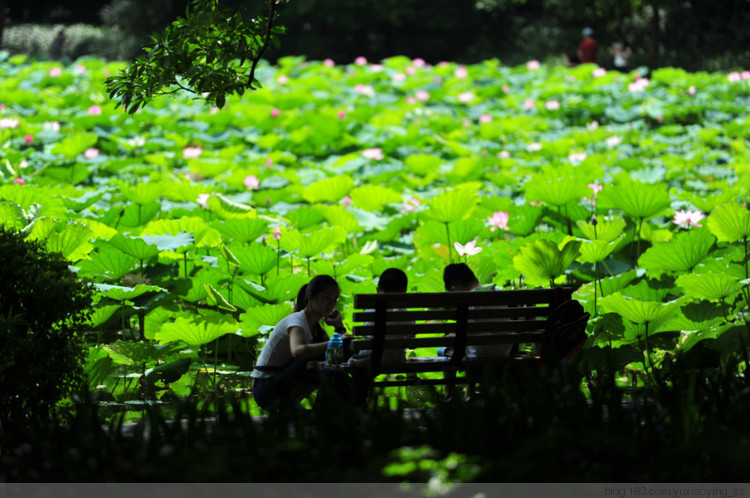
[445,222,453,263]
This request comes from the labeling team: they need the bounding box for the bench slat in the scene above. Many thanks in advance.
[353,306,550,323]
[354,289,572,309]
[351,331,545,351]
[353,319,547,336]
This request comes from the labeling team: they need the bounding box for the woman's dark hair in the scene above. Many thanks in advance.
[378,268,408,293]
[295,274,339,311]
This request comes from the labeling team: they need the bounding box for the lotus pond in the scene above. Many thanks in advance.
[2,52,750,417]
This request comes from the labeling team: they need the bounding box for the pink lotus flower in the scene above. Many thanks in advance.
[0,118,19,129]
[526,142,542,152]
[412,58,426,67]
[458,92,475,103]
[455,239,483,257]
[196,194,210,207]
[454,66,468,79]
[415,90,430,101]
[75,65,86,74]
[392,73,407,82]
[568,152,587,162]
[487,211,510,232]
[502,85,510,94]
[522,98,535,110]
[337,110,347,119]
[210,106,220,114]
[526,60,541,71]
[88,105,102,115]
[48,67,62,77]
[592,67,607,78]
[688,86,697,96]
[342,196,352,207]
[24,135,34,144]
[606,136,623,148]
[405,66,416,75]
[273,227,282,240]
[270,108,280,118]
[84,148,99,159]
[479,114,492,123]
[545,100,560,110]
[244,175,260,190]
[0,103,4,111]
[14,178,25,185]
[276,75,289,85]
[362,148,384,160]
[265,157,274,168]
[587,183,603,196]
[45,121,61,132]
[370,64,384,72]
[323,59,335,67]
[406,97,416,105]
[18,160,28,169]
[728,72,741,82]
[673,209,705,228]
[628,78,650,92]
[354,56,368,66]
[183,146,203,159]
[586,121,599,131]
[498,150,511,159]
[742,71,750,80]
[354,84,375,97]
[401,198,421,213]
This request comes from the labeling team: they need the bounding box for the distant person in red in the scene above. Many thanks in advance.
[577,27,599,64]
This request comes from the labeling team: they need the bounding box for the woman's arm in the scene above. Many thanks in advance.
[289,326,329,359]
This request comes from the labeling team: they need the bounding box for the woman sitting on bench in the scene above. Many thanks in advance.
[251,275,352,411]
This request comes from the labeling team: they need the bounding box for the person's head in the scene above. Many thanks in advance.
[377,268,408,293]
[582,27,594,38]
[295,274,340,316]
[443,263,479,292]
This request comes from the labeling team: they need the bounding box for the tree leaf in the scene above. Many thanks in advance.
[706,202,750,242]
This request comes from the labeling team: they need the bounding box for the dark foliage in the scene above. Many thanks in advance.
[0,226,93,428]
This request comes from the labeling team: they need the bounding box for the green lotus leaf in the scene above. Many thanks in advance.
[237,274,309,304]
[507,205,543,236]
[50,132,98,157]
[577,237,623,264]
[156,312,240,347]
[302,176,354,203]
[61,190,106,212]
[512,238,582,287]
[205,194,255,219]
[287,205,326,230]
[491,239,524,285]
[121,182,165,205]
[280,226,347,258]
[638,227,715,277]
[678,190,737,214]
[423,188,479,223]
[349,184,402,212]
[77,246,138,281]
[102,339,166,366]
[141,217,218,248]
[621,278,673,302]
[233,242,278,276]
[405,153,442,175]
[0,201,26,229]
[144,358,194,386]
[675,272,744,301]
[175,269,223,303]
[415,219,484,247]
[599,292,681,326]
[22,216,58,242]
[138,232,196,253]
[680,322,735,353]
[239,303,294,337]
[219,244,241,266]
[316,205,361,233]
[45,222,94,261]
[105,233,160,260]
[210,218,269,243]
[597,178,671,220]
[204,283,237,312]
[94,283,165,301]
[523,166,589,207]
[706,202,750,242]
[576,215,627,242]
[0,186,66,218]
[87,304,121,327]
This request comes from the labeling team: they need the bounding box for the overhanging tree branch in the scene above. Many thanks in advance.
[105,0,288,114]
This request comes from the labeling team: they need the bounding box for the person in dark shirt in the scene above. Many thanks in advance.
[577,27,599,64]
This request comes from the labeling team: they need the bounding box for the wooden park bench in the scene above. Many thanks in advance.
[345,287,589,398]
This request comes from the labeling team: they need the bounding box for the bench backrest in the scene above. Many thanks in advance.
[351,287,576,372]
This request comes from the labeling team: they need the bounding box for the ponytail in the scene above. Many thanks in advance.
[294,275,339,311]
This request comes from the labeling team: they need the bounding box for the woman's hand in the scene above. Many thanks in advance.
[324,309,344,329]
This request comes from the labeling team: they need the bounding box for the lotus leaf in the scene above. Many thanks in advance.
[512,238,581,287]
[422,188,479,223]
[706,202,750,242]
[157,312,240,347]
[675,272,744,301]
[576,216,627,242]
[599,292,681,327]
[233,243,277,276]
[77,246,138,281]
[638,227,715,276]
[597,177,671,221]
[302,176,354,203]
[239,303,294,337]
